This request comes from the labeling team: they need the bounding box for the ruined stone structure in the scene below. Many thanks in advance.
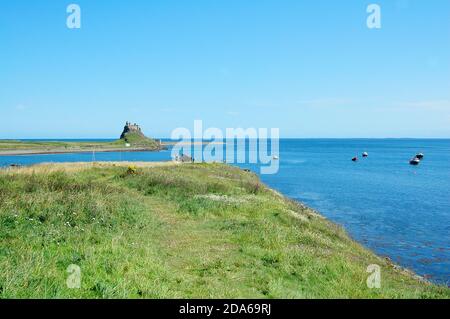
[120,121,144,139]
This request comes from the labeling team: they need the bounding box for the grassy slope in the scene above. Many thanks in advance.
[0,134,159,151]
[0,163,448,298]
[113,132,160,149]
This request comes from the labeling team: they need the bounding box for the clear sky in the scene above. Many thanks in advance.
[1,0,449,138]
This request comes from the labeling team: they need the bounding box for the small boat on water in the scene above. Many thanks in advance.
[409,157,420,165]
[416,153,424,160]
[352,157,358,162]
[273,155,279,160]
[362,152,369,157]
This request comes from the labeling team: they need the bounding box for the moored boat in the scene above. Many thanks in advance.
[409,157,420,165]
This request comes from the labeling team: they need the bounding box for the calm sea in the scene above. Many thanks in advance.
[1,138,449,285]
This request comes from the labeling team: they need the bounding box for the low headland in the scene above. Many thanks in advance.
[0,122,162,156]
[0,122,225,157]
[0,161,448,298]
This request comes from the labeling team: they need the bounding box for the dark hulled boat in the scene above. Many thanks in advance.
[409,157,420,165]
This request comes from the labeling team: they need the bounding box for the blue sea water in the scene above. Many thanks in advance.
[1,139,449,285]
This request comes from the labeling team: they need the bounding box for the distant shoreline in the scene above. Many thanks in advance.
[0,147,160,156]
[0,141,223,156]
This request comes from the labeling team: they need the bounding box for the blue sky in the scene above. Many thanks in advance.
[1,0,449,138]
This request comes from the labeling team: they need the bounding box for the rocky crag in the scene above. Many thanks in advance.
[120,122,145,139]
[118,122,161,150]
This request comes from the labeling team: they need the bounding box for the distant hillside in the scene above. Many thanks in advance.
[116,132,160,149]
[114,122,161,149]
[0,122,162,155]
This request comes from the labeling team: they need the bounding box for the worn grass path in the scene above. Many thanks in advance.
[0,162,448,298]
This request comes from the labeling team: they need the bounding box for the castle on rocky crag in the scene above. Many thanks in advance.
[120,121,144,139]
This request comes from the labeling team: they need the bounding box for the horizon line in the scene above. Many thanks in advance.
[3,137,450,140]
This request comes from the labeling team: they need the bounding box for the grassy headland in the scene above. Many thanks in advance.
[0,162,448,298]
[0,134,161,155]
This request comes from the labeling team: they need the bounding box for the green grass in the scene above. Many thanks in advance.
[0,163,448,298]
[0,135,160,152]
[0,140,75,150]
[113,132,160,148]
